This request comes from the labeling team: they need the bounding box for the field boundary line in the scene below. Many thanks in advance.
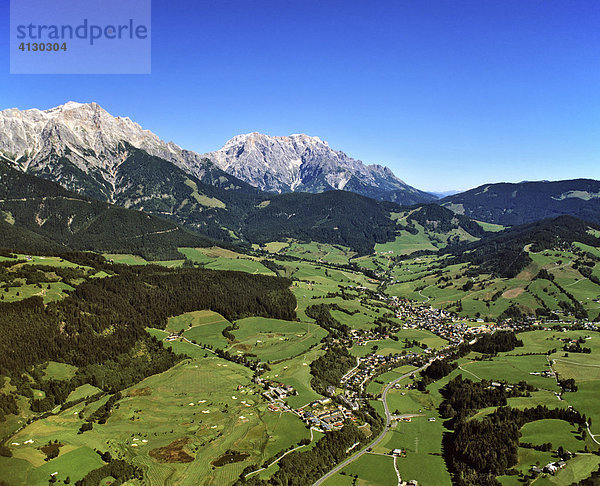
[245,428,315,479]
[553,358,600,368]
[458,364,481,380]
[393,455,401,486]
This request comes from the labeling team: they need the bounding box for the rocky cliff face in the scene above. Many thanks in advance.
[0,102,248,201]
[0,102,434,204]
[202,132,436,204]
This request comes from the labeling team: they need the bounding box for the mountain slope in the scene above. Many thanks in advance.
[443,215,600,278]
[203,132,436,204]
[442,179,600,226]
[243,191,402,254]
[0,102,256,201]
[0,103,433,205]
[0,153,401,254]
[0,161,214,258]
[0,153,445,255]
[386,215,600,321]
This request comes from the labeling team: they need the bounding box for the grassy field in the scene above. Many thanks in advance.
[154,311,328,369]
[179,247,275,275]
[262,241,289,253]
[231,317,327,363]
[43,362,78,381]
[364,368,455,485]
[104,248,276,275]
[330,307,380,331]
[66,384,103,403]
[167,310,232,350]
[384,247,600,321]
[520,419,584,452]
[153,315,327,409]
[262,348,325,408]
[146,328,213,359]
[365,365,417,396]
[476,221,505,232]
[469,390,567,422]
[498,449,600,485]
[102,253,185,267]
[4,237,600,485]
[535,455,600,485]
[0,254,99,304]
[277,241,357,265]
[386,387,435,416]
[339,453,399,485]
[459,354,560,391]
[351,329,447,358]
[286,263,378,324]
[373,229,439,255]
[509,330,600,438]
[0,281,75,304]
[383,416,451,484]
[0,357,310,486]
[13,255,86,268]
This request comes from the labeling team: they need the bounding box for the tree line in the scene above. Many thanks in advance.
[0,262,296,421]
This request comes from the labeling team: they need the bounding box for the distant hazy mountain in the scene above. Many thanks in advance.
[202,132,436,205]
[430,190,460,198]
[442,179,600,226]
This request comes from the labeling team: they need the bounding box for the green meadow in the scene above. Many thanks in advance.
[459,355,560,391]
[278,241,357,265]
[339,453,398,485]
[103,253,184,267]
[262,348,325,408]
[351,329,447,358]
[384,247,600,321]
[157,311,328,365]
[366,365,418,396]
[43,362,78,381]
[178,247,275,275]
[1,357,310,486]
[168,310,232,349]
[231,317,327,363]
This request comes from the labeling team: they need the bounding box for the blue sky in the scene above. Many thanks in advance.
[1,0,598,192]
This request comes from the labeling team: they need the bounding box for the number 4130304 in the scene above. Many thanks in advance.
[18,42,67,52]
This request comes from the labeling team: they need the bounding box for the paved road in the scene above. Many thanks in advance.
[341,358,361,382]
[588,423,600,446]
[313,363,430,486]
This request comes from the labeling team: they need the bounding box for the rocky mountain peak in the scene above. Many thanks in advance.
[201,132,429,203]
[0,102,226,192]
[0,102,435,205]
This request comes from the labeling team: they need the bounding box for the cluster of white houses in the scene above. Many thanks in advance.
[530,460,567,475]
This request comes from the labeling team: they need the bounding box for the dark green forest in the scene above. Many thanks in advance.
[444,216,600,278]
[0,259,296,419]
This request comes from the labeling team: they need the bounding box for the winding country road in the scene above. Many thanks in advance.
[313,362,430,486]
[418,285,432,303]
